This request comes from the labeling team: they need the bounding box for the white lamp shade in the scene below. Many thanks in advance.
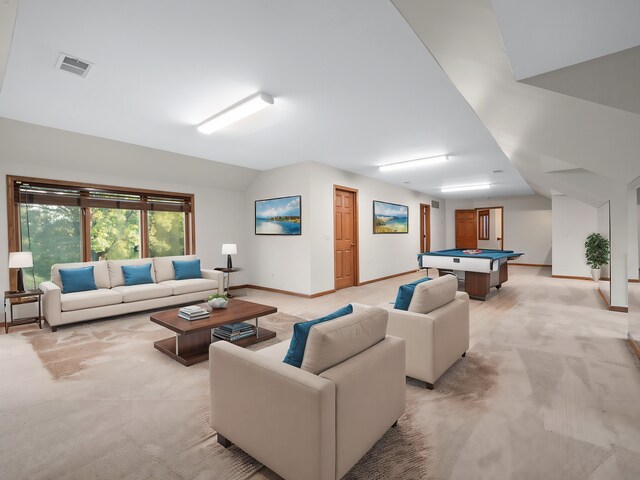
[9,251,33,268]
[221,244,237,255]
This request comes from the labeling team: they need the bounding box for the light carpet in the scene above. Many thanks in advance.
[1,300,640,480]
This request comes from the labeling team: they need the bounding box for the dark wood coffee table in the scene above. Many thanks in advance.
[150,298,277,366]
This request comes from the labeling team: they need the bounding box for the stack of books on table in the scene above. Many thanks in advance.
[213,322,256,342]
[178,305,209,321]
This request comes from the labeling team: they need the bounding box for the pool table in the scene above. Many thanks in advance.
[418,249,524,300]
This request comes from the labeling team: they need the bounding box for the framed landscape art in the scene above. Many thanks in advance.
[373,200,408,234]
[255,195,302,235]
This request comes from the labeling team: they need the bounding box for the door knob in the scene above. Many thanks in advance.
[351,243,356,246]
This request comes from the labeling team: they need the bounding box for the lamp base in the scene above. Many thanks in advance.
[16,268,26,293]
[227,255,233,269]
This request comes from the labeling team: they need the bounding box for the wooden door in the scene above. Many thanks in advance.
[455,210,477,249]
[419,203,431,252]
[334,187,358,290]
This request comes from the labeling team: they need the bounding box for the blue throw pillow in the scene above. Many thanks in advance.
[283,304,353,368]
[122,264,154,286]
[173,259,202,280]
[394,277,431,310]
[59,266,98,294]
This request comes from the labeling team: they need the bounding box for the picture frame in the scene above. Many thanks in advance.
[373,200,408,234]
[255,195,302,235]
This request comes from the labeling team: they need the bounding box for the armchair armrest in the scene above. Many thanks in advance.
[350,302,371,313]
[210,342,336,480]
[201,269,224,294]
[320,336,406,478]
[39,281,62,327]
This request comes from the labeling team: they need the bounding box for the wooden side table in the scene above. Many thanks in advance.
[4,289,43,334]
[214,267,240,297]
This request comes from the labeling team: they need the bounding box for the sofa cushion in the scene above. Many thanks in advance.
[58,266,98,294]
[61,289,123,312]
[283,304,353,368]
[394,276,431,310]
[111,283,173,303]
[122,264,154,286]
[51,261,110,290]
[173,259,202,280]
[153,255,196,282]
[159,278,218,295]
[408,274,458,314]
[300,307,388,375]
[108,259,156,287]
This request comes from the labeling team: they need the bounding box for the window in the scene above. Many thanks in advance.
[20,204,82,290]
[90,208,141,260]
[478,209,490,240]
[7,176,195,290]
[148,211,185,257]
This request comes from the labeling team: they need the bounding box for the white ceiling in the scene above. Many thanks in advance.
[0,0,532,199]
[490,0,640,80]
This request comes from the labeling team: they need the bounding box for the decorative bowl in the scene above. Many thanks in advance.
[208,297,228,309]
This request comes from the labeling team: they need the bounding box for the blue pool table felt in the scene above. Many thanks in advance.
[421,249,524,261]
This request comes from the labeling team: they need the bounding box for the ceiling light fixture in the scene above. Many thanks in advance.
[197,91,274,134]
[379,154,448,172]
[440,184,491,193]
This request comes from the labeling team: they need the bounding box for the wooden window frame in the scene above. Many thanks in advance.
[478,209,490,240]
[6,175,196,290]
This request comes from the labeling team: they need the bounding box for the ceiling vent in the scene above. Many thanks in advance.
[56,53,93,78]
[431,200,440,209]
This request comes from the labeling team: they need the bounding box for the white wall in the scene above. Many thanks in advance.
[637,188,640,277]
[628,187,639,280]
[244,163,312,294]
[445,195,552,265]
[551,195,598,278]
[308,162,446,294]
[597,202,610,278]
[245,161,446,295]
[0,118,256,293]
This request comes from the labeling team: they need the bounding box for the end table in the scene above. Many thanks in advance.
[4,289,43,334]
[214,267,239,298]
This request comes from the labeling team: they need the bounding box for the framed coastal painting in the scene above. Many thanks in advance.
[255,195,302,235]
[373,200,408,234]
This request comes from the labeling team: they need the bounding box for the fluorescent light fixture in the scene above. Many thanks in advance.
[440,184,491,193]
[197,92,274,134]
[379,155,448,172]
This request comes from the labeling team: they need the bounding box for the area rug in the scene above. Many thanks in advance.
[4,302,640,480]
[1,311,300,480]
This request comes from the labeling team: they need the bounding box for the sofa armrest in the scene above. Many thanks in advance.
[210,342,336,480]
[320,336,405,479]
[201,269,224,294]
[39,281,62,327]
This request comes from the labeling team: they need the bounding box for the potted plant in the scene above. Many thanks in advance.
[584,233,610,282]
[208,293,229,309]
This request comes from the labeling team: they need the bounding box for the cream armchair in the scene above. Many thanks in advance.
[380,275,469,389]
[209,306,406,480]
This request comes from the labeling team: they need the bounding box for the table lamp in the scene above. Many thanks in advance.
[221,244,237,269]
[9,251,33,292]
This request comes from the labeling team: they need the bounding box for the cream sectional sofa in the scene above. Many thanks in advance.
[210,305,406,480]
[39,255,223,331]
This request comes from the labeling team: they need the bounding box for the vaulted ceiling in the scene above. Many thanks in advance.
[0,0,531,199]
[2,1,638,202]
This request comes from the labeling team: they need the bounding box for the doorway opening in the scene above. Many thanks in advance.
[420,203,431,253]
[476,206,504,250]
[334,186,359,290]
